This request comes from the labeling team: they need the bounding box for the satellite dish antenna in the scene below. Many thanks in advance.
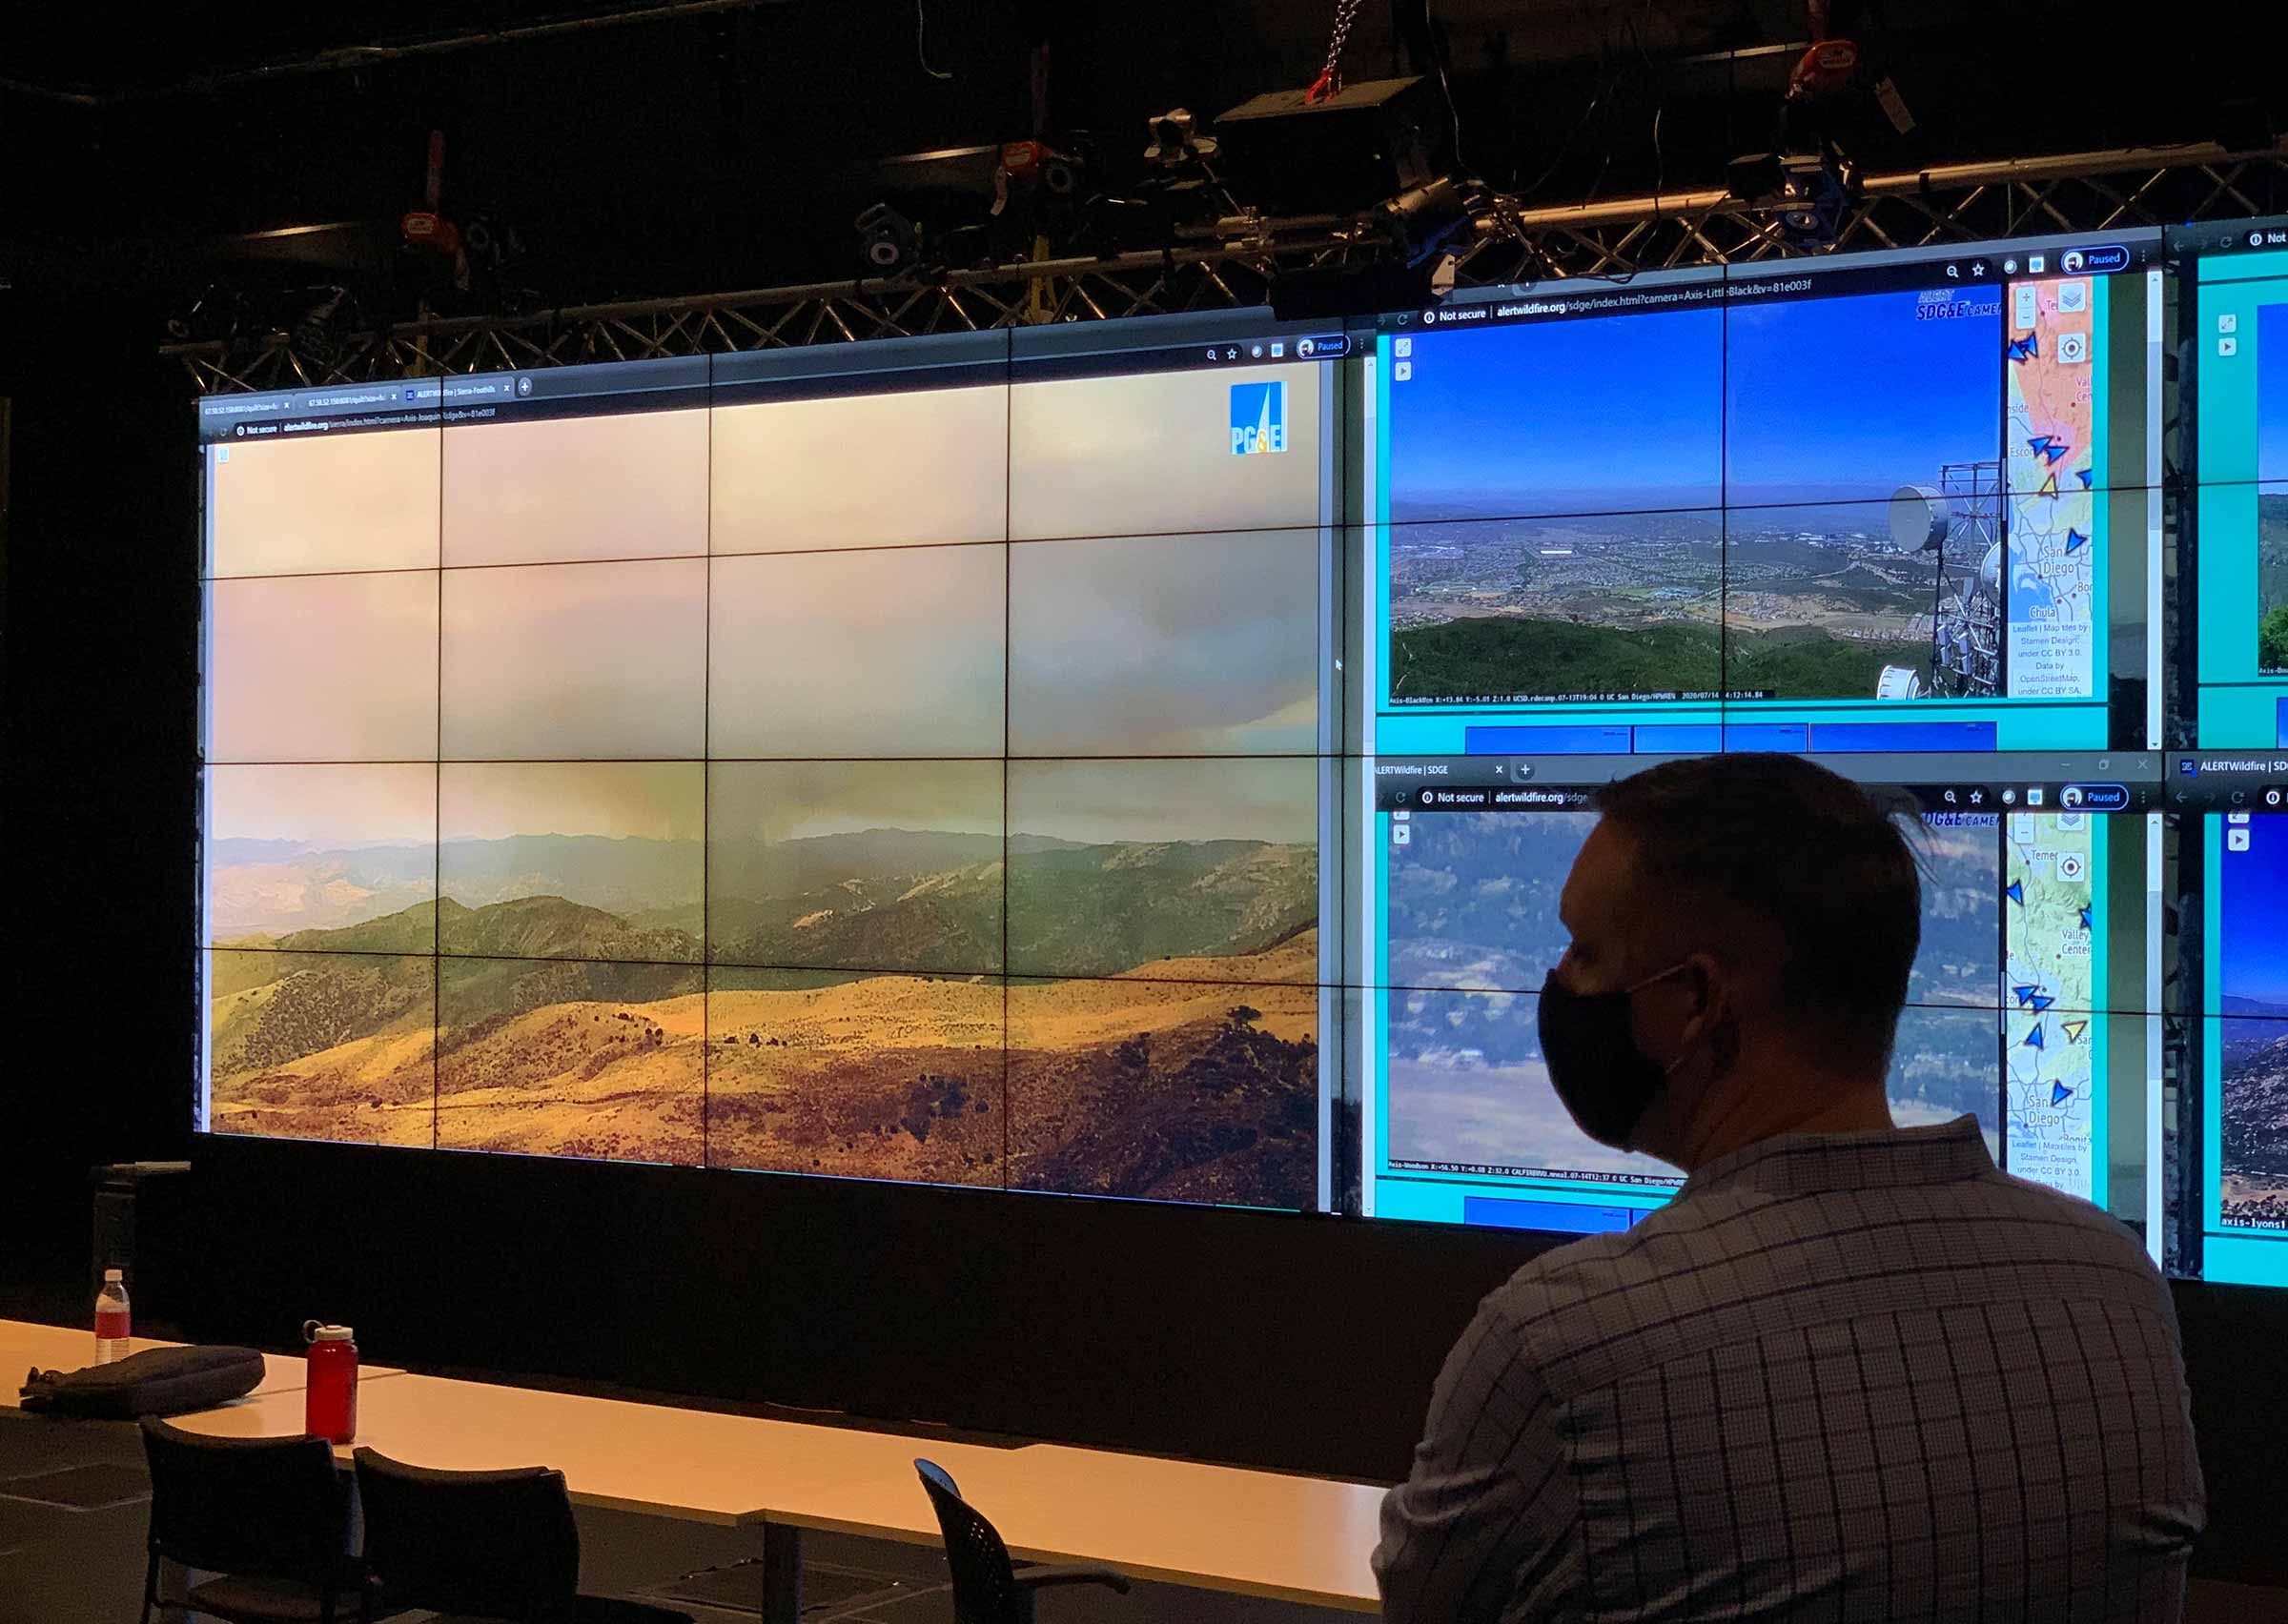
[1875,665,1927,700]
[1889,484,1950,552]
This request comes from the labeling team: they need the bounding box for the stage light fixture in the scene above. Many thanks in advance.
[1726,147,1860,252]
[1370,176,1474,268]
[1142,108,1218,170]
[289,287,360,370]
[855,204,926,274]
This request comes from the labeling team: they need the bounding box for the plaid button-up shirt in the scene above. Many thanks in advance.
[1376,1116,2204,1623]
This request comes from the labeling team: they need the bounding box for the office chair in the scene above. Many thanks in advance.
[138,1416,362,1624]
[914,1459,1130,1624]
[352,1447,693,1624]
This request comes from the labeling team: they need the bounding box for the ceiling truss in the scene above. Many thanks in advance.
[167,138,2288,393]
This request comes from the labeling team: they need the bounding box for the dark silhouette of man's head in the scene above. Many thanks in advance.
[1554,753,1924,1167]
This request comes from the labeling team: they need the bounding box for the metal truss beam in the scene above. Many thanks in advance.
[168,139,2288,394]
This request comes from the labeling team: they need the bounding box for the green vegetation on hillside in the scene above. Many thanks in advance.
[1005,842,1317,979]
[1391,615,1935,701]
[439,957,699,1035]
[2256,495,2288,674]
[1725,633,1933,700]
[208,952,432,1079]
[1392,618,1721,700]
[2261,605,2288,675]
[213,832,1320,1071]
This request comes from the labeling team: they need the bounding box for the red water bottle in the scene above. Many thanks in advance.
[302,1321,358,1444]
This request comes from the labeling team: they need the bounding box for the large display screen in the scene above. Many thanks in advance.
[2165,759,2288,1285]
[197,314,1347,1211]
[1366,234,2162,755]
[196,221,2288,1270]
[2176,220,2288,750]
[1355,230,2168,1247]
[1359,752,2161,1231]
[2165,218,2288,1284]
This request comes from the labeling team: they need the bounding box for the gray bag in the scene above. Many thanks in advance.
[19,1345,267,1418]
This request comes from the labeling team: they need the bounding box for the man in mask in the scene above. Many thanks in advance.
[1374,753,2201,1623]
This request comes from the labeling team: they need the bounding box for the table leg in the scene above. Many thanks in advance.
[761,1522,804,1624]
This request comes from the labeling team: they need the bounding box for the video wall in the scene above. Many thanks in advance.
[198,313,1341,1212]
[194,222,2286,1284]
[1357,233,2167,1236]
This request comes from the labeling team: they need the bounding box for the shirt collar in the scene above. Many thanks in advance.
[1674,1114,1995,1203]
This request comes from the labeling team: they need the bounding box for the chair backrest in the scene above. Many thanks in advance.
[354,1447,582,1624]
[915,1459,1025,1624]
[139,1416,348,1585]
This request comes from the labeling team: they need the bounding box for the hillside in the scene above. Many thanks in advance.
[437,834,703,916]
[223,895,703,969]
[435,991,705,1164]
[215,827,1315,983]
[2220,1021,2288,1226]
[1391,617,1722,700]
[712,857,1004,974]
[207,840,437,940]
[1005,935,1320,1207]
[712,831,1316,979]
[1725,626,1933,700]
[710,828,1009,898]
[1390,613,1934,701]
[206,954,436,1146]
[213,932,1321,1207]
[208,833,702,939]
[1004,841,1317,979]
[436,895,699,963]
[209,834,1321,1192]
[705,974,1008,1186]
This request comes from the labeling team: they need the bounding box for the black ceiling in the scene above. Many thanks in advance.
[2,0,2279,315]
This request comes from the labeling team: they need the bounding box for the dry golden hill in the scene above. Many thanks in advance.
[209,933,1322,1208]
[433,993,705,1165]
[705,974,1003,1187]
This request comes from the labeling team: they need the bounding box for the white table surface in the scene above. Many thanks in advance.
[1,1316,403,1410]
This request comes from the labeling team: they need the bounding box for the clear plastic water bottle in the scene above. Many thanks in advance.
[94,1269,131,1364]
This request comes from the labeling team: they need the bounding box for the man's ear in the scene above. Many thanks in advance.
[1681,954,1741,1073]
[1680,953,1723,1020]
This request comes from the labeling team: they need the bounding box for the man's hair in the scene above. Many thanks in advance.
[1593,753,1923,1075]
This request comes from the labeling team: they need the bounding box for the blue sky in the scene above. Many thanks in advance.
[1387,288,2006,518]
[2222,820,2288,1007]
[2261,304,2288,485]
[1725,288,2002,506]
[1389,307,1724,518]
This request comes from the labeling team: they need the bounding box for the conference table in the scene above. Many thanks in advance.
[774,1438,1386,1613]
[165,1364,1384,1617]
[1,1317,404,1409]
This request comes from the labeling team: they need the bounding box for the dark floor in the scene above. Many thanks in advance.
[0,1408,1345,1624]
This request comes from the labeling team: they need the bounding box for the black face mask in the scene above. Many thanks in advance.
[1537,964,1694,1150]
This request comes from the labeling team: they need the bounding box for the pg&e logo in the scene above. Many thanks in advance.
[1229,381,1286,456]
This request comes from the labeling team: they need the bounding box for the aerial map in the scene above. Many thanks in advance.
[2001,810,2098,1197]
[2006,276,2101,699]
